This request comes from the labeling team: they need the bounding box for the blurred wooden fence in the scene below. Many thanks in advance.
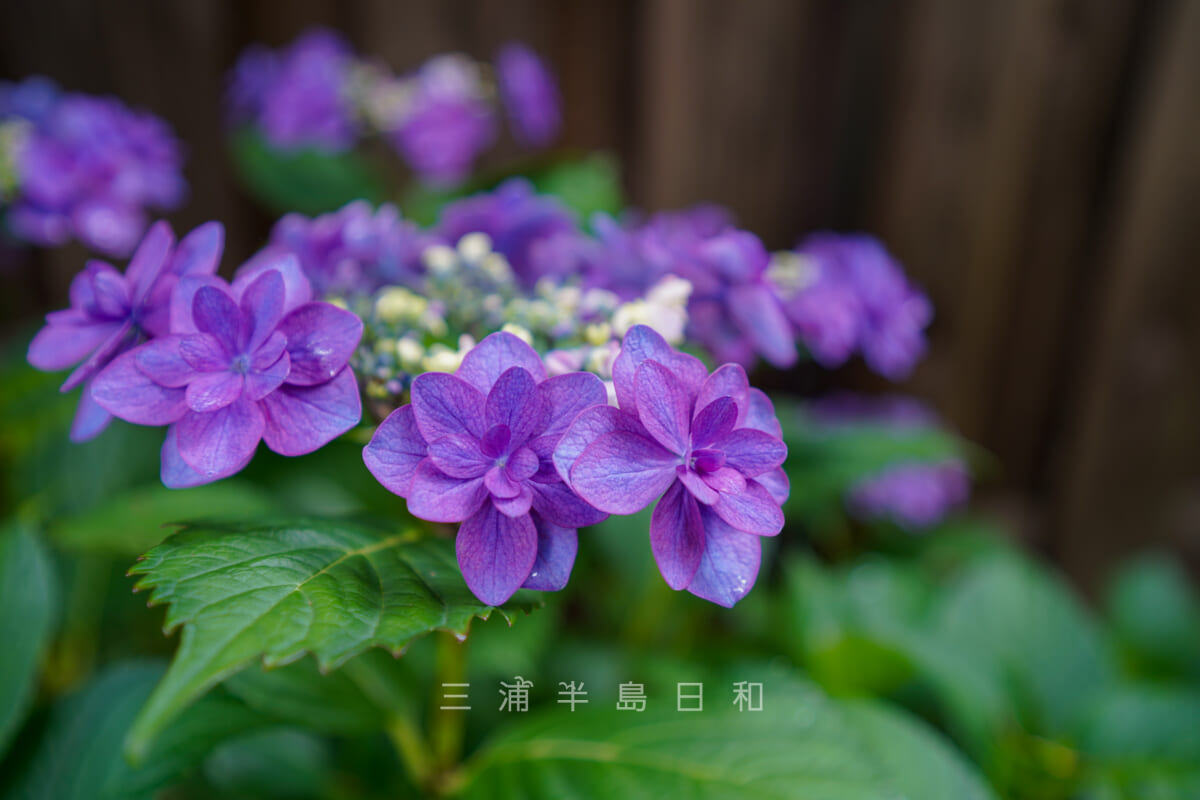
[1,0,1197,591]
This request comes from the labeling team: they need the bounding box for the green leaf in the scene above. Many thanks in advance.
[8,661,274,800]
[453,665,995,800]
[1105,552,1200,680]
[49,481,277,555]
[0,524,56,753]
[124,518,539,760]
[224,656,387,736]
[229,128,386,217]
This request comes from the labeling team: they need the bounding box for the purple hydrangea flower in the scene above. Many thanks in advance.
[436,179,577,285]
[390,56,496,187]
[229,28,358,152]
[495,43,561,148]
[3,81,186,256]
[27,221,222,441]
[363,332,609,606]
[554,325,789,607]
[786,234,932,380]
[90,252,363,487]
[264,200,439,296]
[847,459,969,531]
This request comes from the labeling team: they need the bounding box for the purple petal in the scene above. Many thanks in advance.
[456,503,537,606]
[553,404,645,485]
[702,466,747,495]
[170,221,223,277]
[363,406,427,497]
[134,336,193,387]
[161,425,216,489]
[522,515,577,592]
[634,360,691,455]
[126,221,174,304]
[259,368,362,456]
[28,319,121,371]
[252,331,288,370]
[728,283,798,368]
[245,351,290,401]
[186,371,244,413]
[651,481,705,590]
[485,465,522,499]
[278,302,363,386]
[455,331,546,394]
[530,480,608,528]
[192,285,242,354]
[170,275,225,335]
[712,480,784,535]
[238,269,285,352]
[692,397,738,449]
[686,509,763,607]
[612,324,707,414]
[569,430,678,514]
[61,320,134,392]
[91,268,130,318]
[69,381,113,443]
[232,251,312,314]
[538,371,607,439]
[427,434,490,479]
[91,349,188,426]
[695,364,750,425]
[175,397,264,481]
[718,428,787,477]
[180,333,229,372]
[757,467,791,505]
[411,372,486,441]
[485,367,546,447]
[408,460,487,523]
[741,388,783,438]
[493,484,533,518]
[677,469,719,505]
[507,446,539,481]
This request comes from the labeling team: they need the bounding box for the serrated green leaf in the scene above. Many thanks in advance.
[124,518,539,760]
[9,661,273,800]
[0,524,56,754]
[454,665,995,800]
[229,128,386,216]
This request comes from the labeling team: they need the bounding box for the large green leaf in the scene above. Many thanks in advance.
[0,524,56,753]
[8,661,274,800]
[124,518,539,759]
[1105,552,1200,681]
[229,128,386,217]
[453,665,996,800]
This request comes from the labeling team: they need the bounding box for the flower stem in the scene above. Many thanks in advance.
[429,630,470,776]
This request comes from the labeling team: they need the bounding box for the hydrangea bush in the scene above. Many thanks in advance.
[3,30,1196,800]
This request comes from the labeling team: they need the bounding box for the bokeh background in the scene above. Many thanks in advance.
[1,0,1197,593]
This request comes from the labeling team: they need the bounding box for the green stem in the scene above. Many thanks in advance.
[386,714,434,791]
[429,631,470,777]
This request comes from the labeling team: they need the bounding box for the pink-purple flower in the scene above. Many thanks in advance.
[363,332,608,606]
[495,43,562,148]
[90,252,363,487]
[555,325,789,606]
[26,221,222,442]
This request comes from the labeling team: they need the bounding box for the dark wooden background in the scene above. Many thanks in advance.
[1,0,1197,592]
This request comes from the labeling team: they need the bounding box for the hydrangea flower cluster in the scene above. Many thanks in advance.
[0,77,186,256]
[769,233,933,380]
[29,222,363,487]
[847,460,969,531]
[226,29,561,186]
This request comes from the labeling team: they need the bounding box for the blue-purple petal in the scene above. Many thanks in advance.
[408,459,487,523]
[363,406,427,498]
[650,481,705,590]
[537,371,607,439]
[569,430,678,515]
[553,404,645,485]
[69,380,114,443]
[258,367,361,456]
[529,480,608,528]
[455,331,546,394]
[634,359,692,455]
[411,371,486,441]
[175,397,264,481]
[522,515,577,592]
[485,367,546,448]
[91,349,188,426]
[278,302,363,386]
[456,502,537,606]
[711,479,784,536]
[686,508,763,607]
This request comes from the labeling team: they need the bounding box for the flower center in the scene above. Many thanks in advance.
[691,449,726,474]
[230,354,251,374]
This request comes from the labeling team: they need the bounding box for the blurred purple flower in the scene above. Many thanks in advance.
[265,200,439,296]
[785,233,932,380]
[27,221,222,442]
[390,56,495,187]
[847,459,969,531]
[230,28,358,152]
[2,80,186,256]
[555,325,789,606]
[91,252,363,487]
[364,332,609,606]
[436,178,577,285]
[495,43,561,148]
